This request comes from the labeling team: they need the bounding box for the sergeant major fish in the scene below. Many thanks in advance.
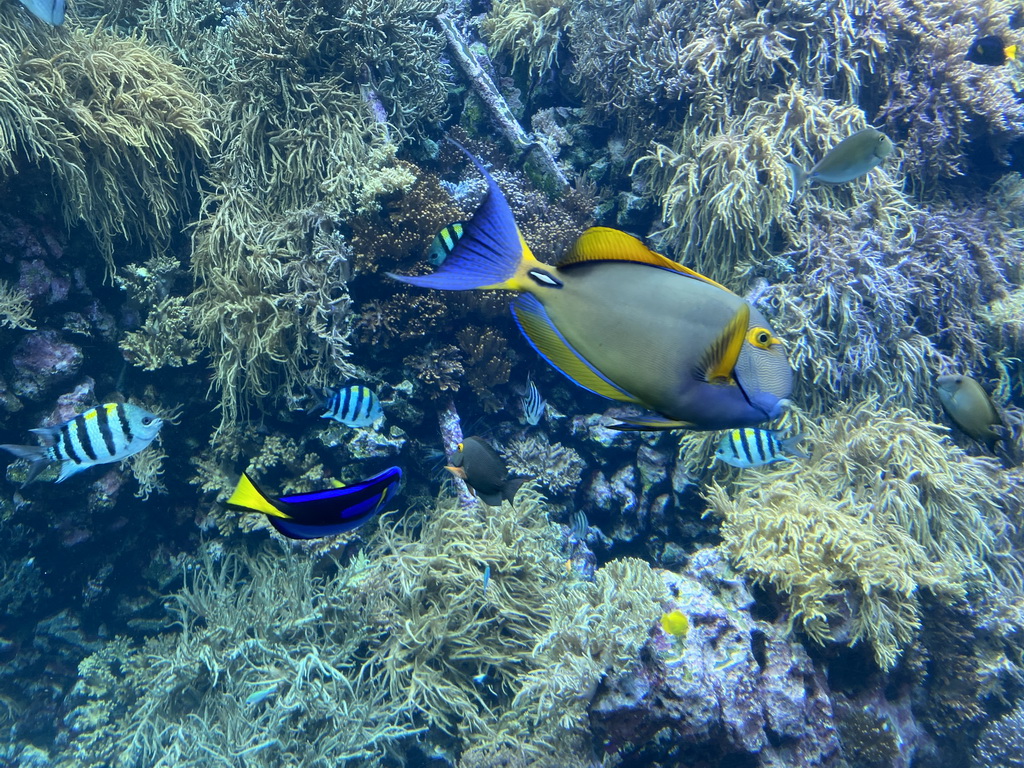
[317,385,383,428]
[428,223,465,267]
[0,403,162,484]
[789,127,894,204]
[715,428,808,468]
[389,141,794,432]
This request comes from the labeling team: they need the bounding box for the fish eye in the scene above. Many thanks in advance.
[142,416,153,425]
[457,442,464,451]
[747,327,777,350]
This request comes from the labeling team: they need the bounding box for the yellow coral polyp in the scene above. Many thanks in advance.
[660,609,689,638]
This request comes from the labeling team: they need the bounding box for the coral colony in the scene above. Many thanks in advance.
[0,0,1023,766]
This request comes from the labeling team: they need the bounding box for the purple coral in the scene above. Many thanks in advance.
[10,331,83,400]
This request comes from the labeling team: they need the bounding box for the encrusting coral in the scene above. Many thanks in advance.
[706,399,1024,669]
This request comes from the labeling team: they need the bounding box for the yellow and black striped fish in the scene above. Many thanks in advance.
[318,385,383,428]
[714,428,807,468]
[428,222,465,267]
[0,403,163,484]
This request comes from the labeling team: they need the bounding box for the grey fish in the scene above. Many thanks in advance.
[1,403,162,484]
[936,374,1002,448]
[789,127,894,203]
[445,436,531,507]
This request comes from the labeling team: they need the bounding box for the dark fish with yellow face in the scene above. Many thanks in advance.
[966,35,1017,66]
[389,142,793,431]
[936,374,1003,448]
[446,437,531,507]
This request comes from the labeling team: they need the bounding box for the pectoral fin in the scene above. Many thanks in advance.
[694,303,750,386]
[608,415,697,432]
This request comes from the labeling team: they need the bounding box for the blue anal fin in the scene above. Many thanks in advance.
[511,294,639,403]
[271,467,402,540]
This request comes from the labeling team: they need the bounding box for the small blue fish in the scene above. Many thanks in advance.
[472,672,488,685]
[521,378,545,426]
[427,223,465,267]
[715,428,807,468]
[244,685,278,706]
[18,0,64,24]
[226,466,403,540]
[482,565,491,595]
[319,385,383,428]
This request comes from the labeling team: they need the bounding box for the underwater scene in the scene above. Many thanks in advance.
[3,0,1024,765]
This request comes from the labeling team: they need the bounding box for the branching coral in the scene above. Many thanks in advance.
[0,280,34,330]
[706,399,1024,669]
[404,344,465,396]
[504,433,586,496]
[482,0,571,82]
[0,20,211,271]
[457,326,515,412]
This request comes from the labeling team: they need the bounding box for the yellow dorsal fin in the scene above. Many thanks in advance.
[226,472,290,520]
[694,303,750,385]
[558,227,733,293]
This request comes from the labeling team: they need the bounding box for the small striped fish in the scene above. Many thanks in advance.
[521,378,545,426]
[321,385,383,428]
[1,403,163,484]
[714,428,807,468]
[427,222,465,267]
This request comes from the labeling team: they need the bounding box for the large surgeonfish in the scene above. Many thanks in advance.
[226,466,403,539]
[388,142,793,431]
[17,0,65,25]
[788,127,894,203]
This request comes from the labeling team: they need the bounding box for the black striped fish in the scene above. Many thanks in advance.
[714,428,807,468]
[1,403,163,484]
[320,385,383,428]
[427,223,465,267]
[521,378,545,426]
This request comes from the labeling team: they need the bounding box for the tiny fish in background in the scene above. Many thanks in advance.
[569,509,589,541]
[936,374,1003,449]
[445,436,532,508]
[17,0,64,25]
[788,127,894,203]
[244,684,278,706]
[521,378,545,426]
[1,403,163,484]
[482,565,491,595]
[715,428,808,468]
[966,34,1017,66]
[427,223,465,267]
[660,609,689,639]
[318,385,383,428]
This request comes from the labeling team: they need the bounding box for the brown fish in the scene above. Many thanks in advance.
[445,437,531,507]
[936,374,1003,448]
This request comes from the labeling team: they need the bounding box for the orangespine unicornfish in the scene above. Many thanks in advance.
[226,466,402,539]
[388,141,793,431]
[446,436,531,507]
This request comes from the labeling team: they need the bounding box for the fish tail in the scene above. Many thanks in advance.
[503,475,533,509]
[787,163,806,205]
[387,140,546,292]
[0,444,52,485]
[226,472,290,520]
[778,432,809,460]
[1007,44,1018,61]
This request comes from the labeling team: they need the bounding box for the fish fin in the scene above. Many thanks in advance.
[445,465,468,480]
[558,227,732,292]
[56,461,86,483]
[0,444,53,485]
[387,141,546,291]
[511,294,641,403]
[778,432,809,460]
[28,426,60,446]
[18,0,64,24]
[1007,44,1018,60]
[607,415,697,432]
[694,303,750,385]
[787,163,807,204]
[226,472,291,520]
[477,490,504,507]
[503,475,532,508]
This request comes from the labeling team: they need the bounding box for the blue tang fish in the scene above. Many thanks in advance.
[226,466,402,539]
[389,142,793,431]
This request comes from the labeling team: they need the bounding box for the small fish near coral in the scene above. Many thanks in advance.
[445,436,531,508]
[714,428,808,468]
[389,141,793,432]
[788,127,894,203]
[1,403,163,485]
[15,0,64,25]
[966,34,1017,66]
[521,377,545,426]
[315,385,383,428]
[226,466,403,540]
[935,374,1003,449]
[427,223,465,267]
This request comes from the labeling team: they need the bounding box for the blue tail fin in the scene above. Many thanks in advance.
[387,141,525,290]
